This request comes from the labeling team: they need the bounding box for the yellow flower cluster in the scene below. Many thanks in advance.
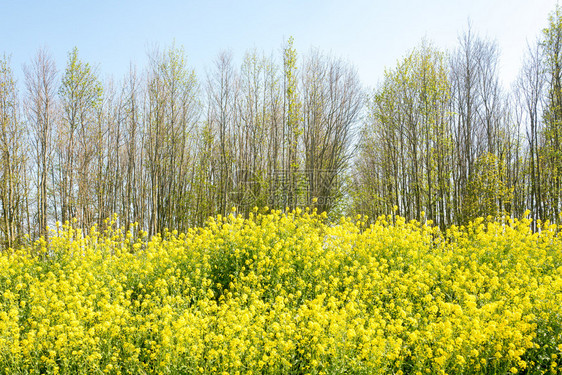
[0,210,561,374]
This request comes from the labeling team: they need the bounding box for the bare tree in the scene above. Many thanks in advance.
[0,55,27,247]
[206,51,238,215]
[517,41,545,222]
[23,48,58,238]
[118,65,145,228]
[302,50,362,213]
[450,26,508,222]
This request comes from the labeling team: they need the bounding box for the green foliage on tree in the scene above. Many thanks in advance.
[463,153,513,220]
[541,4,562,221]
[57,47,103,226]
[354,42,452,228]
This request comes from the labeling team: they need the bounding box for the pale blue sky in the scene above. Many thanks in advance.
[0,0,559,90]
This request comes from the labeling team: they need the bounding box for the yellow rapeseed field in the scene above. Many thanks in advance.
[0,209,561,374]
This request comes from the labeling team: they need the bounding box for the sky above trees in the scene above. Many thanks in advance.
[0,0,558,89]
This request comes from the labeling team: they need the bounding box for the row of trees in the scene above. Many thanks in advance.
[0,38,363,246]
[3,7,562,246]
[353,9,562,229]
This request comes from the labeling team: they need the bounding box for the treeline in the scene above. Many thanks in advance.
[0,38,362,247]
[2,8,562,247]
[354,10,562,229]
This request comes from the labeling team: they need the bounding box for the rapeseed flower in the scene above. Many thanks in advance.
[0,212,560,373]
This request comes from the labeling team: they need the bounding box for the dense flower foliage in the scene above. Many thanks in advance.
[0,209,561,374]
